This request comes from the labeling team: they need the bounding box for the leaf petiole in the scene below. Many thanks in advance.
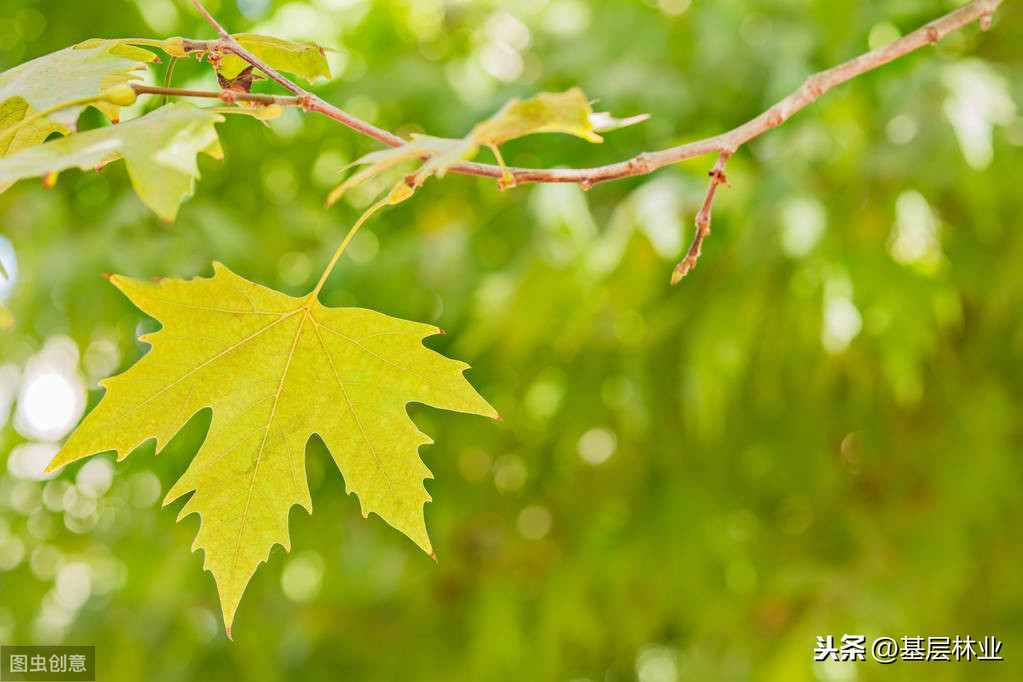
[310,182,415,298]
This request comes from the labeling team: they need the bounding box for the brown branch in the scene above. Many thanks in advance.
[187,0,1005,276]
[190,0,1003,186]
[672,152,731,284]
[131,83,302,107]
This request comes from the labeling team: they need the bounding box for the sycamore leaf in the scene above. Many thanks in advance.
[0,103,224,222]
[325,135,475,207]
[0,97,65,193]
[218,34,332,84]
[470,87,645,145]
[0,39,158,146]
[45,263,496,634]
[327,88,647,205]
[0,97,65,157]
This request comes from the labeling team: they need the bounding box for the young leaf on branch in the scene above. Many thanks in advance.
[326,87,648,221]
[216,34,333,85]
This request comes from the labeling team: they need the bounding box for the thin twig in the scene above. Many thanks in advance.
[131,83,302,107]
[672,152,730,284]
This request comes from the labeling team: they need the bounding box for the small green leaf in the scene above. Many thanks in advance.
[327,88,645,207]
[0,103,224,222]
[471,87,605,144]
[218,34,332,84]
[325,135,476,206]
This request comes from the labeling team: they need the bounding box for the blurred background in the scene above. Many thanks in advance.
[1,0,1021,680]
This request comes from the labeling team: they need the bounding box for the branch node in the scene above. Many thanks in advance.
[980,12,993,30]
[806,73,826,100]
[636,152,652,173]
[297,94,313,111]
[766,108,784,128]
[708,168,730,188]
[578,178,593,191]
[925,24,941,43]
[219,90,237,105]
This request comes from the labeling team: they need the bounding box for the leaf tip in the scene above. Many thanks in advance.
[41,172,58,189]
[436,327,446,335]
[429,550,437,562]
[100,273,114,281]
[225,626,233,641]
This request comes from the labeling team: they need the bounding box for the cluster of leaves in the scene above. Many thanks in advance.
[0,35,333,221]
[0,26,645,633]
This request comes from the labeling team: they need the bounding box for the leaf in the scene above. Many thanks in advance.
[0,103,224,222]
[0,97,65,157]
[45,262,496,634]
[0,39,158,143]
[327,88,647,205]
[0,98,65,193]
[470,87,644,145]
[324,135,476,207]
[589,110,652,133]
[218,34,332,84]
[118,37,188,58]
[216,65,267,94]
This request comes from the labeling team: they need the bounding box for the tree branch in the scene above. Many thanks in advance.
[187,0,1005,278]
[131,82,300,107]
[190,0,1003,186]
[672,152,731,284]
[131,83,303,107]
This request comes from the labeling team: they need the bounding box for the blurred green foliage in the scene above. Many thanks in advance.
[1,1,1022,681]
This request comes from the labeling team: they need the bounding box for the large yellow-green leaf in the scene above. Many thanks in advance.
[45,262,497,634]
[218,34,332,83]
[0,103,224,222]
[0,39,158,153]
